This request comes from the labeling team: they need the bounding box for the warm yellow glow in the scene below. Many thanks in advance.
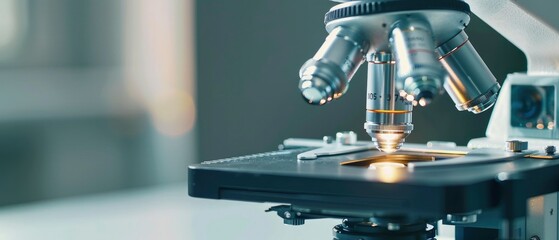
[376,133,403,141]
[369,162,406,170]
[367,109,411,114]
[369,162,405,183]
[440,60,468,103]
[529,196,545,215]
[379,147,397,153]
[418,98,427,107]
[537,123,544,129]
[149,90,196,137]
[406,95,415,102]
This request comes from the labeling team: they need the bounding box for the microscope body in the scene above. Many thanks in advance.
[189,1,559,239]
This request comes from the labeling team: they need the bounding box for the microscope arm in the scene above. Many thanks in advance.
[467,0,559,74]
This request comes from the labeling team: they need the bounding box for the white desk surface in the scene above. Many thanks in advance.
[0,184,453,240]
[0,184,340,240]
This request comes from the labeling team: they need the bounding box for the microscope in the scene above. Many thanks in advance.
[189,0,559,239]
[298,0,499,153]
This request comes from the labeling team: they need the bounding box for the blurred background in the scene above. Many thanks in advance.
[0,0,535,239]
[0,0,196,205]
[0,0,526,206]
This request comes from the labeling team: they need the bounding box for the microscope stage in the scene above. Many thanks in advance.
[188,143,559,220]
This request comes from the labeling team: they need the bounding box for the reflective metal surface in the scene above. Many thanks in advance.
[297,1,499,159]
[299,26,369,105]
[390,18,444,105]
[342,154,438,167]
[437,30,500,114]
[505,140,529,152]
[365,53,413,152]
[325,8,470,53]
[295,132,376,160]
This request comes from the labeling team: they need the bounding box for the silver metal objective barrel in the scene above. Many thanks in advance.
[437,30,500,114]
[390,18,444,107]
[364,53,413,153]
[299,26,369,105]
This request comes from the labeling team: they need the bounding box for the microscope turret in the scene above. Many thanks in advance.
[298,0,500,152]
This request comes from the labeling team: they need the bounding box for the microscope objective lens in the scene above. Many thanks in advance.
[390,18,444,106]
[364,53,413,153]
[298,27,369,105]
